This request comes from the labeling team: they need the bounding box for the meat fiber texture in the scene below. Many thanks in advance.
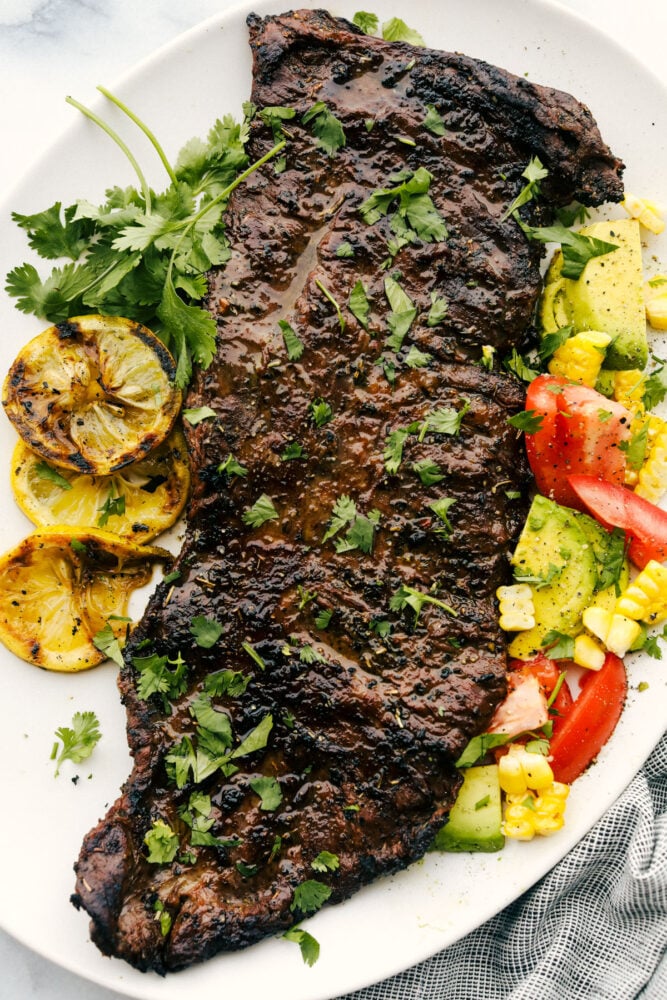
[72,8,624,974]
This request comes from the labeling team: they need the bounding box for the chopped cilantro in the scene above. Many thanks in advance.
[404,345,431,368]
[519,220,618,280]
[242,641,267,671]
[311,850,340,873]
[51,710,102,777]
[279,319,304,361]
[541,630,575,659]
[501,155,549,221]
[243,494,279,528]
[217,453,248,478]
[423,104,446,137]
[390,583,457,625]
[281,441,307,461]
[360,167,447,249]
[412,459,444,485]
[283,925,321,966]
[291,879,333,915]
[384,427,411,474]
[144,819,179,864]
[456,732,510,767]
[133,650,188,707]
[315,608,333,630]
[384,275,417,351]
[429,497,456,538]
[336,241,355,259]
[620,421,649,470]
[310,398,333,427]
[349,279,371,330]
[230,713,273,759]
[204,668,250,698]
[302,102,346,157]
[642,363,667,410]
[190,615,224,648]
[427,291,448,327]
[183,405,216,426]
[92,619,129,666]
[381,16,425,45]
[504,348,540,383]
[35,461,72,490]
[508,409,544,433]
[97,488,125,527]
[249,775,283,811]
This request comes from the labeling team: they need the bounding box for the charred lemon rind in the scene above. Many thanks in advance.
[2,315,182,475]
[0,525,171,672]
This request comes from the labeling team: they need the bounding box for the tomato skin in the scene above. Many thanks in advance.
[548,652,627,784]
[524,375,631,510]
[509,654,573,737]
[568,474,667,568]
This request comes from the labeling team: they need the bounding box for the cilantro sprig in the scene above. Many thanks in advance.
[51,710,102,777]
[6,89,284,386]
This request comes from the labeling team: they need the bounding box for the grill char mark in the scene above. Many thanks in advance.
[72,9,624,973]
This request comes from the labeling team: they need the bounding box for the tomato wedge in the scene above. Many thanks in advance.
[524,374,631,510]
[548,652,627,784]
[569,474,667,568]
[509,654,574,737]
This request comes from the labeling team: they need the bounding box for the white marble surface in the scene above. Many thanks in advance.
[0,1,665,998]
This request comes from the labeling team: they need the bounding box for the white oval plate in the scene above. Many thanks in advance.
[0,2,665,998]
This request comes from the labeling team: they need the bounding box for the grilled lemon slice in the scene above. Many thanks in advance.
[11,427,190,541]
[2,315,182,475]
[0,526,170,671]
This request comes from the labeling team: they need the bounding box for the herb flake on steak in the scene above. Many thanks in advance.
[72,8,624,973]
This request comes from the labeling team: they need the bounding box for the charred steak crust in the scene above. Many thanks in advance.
[72,9,624,974]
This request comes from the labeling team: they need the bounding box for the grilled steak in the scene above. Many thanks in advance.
[72,9,624,973]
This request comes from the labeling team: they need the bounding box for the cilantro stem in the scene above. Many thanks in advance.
[66,95,153,214]
[97,85,178,187]
[163,138,287,281]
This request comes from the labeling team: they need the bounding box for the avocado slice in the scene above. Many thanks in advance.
[508,495,597,660]
[540,218,647,371]
[433,765,504,852]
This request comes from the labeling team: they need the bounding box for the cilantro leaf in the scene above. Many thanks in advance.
[283,925,321,966]
[243,494,279,529]
[423,104,446,137]
[384,427,411,475]
[310,398,333,427]
[504,348,540,383]
[242,641,267,671]
[231,713,273,759]
[352,11,379,34]
[541,629,575,659]
[349,279,371,330]
[190,615,224,648]
[281,441,307,461]
[249,775,283,811]
[311,850,340,873]
[429,497,456,538]
[519,221,618,280]
[418,400,470,439]
[538,326,573,362]
[315,608,333,629]
[619,422,649,471]
[51,710,102,776]
[427,291,448,327]
[11,202,94,260]
[133,651,188,705]
[360,167,447,248]
[641,364,667,410]
[291,879,333,915]
[302,102,346,157]
[334,512,380,555]
[390,583,457,625]
[456,732,511,767]
[279,319,304,361]
[217,453,248,478]
[204,669,250,698]
[508,409,544,433]
[315,279,346,331]
[384,275,417,351]
[501,156,549,221]
[97,488,125,527]
[190,694,233,742]
[144,819,179,864]
[336,241,355,258]
[381,17,425,45]
[182,405,216,426]
[412,458,444,485]
[404,345,431,368]
[33,461,72,491]
[92,620,128,667]
[322,494,358,542]
[157,274,217,388]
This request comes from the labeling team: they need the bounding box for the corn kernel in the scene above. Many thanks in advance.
[548,330,611,387]
[502,817,535,841]
[498,744,554,796]
[550,782,570,801]
[532,814,564,836]
[605,614,643,656]
[582,606,613,643]
[635,419,667,505]
[616,560,667,624]
[645,276,667,330]
[573,633,606,671]
[497,583,535,632]
[623,194,665,235]
[613,369,646,413]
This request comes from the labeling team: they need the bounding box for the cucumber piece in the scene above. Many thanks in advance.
[509,495,597,659]
[433,765,504,853]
